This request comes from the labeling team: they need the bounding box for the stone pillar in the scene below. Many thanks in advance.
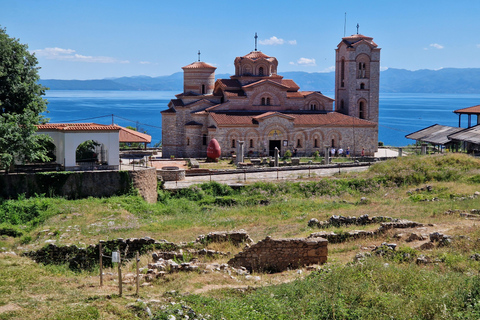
[274,147,279,167]
[421,143,427,155]
[236,141,244,164]
[324,146,330,164]
[398,147,402,157]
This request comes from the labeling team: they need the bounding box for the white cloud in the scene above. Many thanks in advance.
[259,36,296,46]
[32,47,129,64]
[297,58,316,66]
[380,66,389,71]
[289,61,295,65]
[139,61,151,65]
[321,65,335,73]
[429,43,444,49]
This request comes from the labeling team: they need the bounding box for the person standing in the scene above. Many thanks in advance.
[331,147,336,158]
[346,147,350,157]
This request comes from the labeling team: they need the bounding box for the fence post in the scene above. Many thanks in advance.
[136,251,139,296]
[118,253,122,296]
[99,241,104,287]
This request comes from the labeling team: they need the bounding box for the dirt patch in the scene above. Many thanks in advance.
[0,303,21,314]
[151,160,188,170]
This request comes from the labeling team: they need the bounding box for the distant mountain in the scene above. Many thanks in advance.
[39,68,480,94]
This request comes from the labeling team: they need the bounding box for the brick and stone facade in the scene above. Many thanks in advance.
[162,34,380,158]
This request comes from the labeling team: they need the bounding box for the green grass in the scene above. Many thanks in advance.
[1,153,480,319]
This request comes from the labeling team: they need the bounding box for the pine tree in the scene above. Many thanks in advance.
[0,27,52,172]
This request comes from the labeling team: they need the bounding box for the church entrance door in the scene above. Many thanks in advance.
[269,140,281,157]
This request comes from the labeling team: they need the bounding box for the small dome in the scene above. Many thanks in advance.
[182,61,216,69]
[241,51,271,60]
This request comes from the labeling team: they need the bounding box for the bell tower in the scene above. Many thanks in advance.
[335,33,380,123]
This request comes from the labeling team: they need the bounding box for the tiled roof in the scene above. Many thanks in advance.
[342,34,378,47]
[217,79,242,88]
[210,112,376,127]
[171,99,184,107]
[454,105,480,114]
[281,79,300,91]
[242,51,271,59]
[36,123,121,131]
[242,79,289,89]
[448,125,480,144]
[253,112,295,121]
[161,108,176,113]
[182,61,216,69]
[224,90,246,97]
[406,124,463,145]
[119,127,151,143]
[210,113,256,126]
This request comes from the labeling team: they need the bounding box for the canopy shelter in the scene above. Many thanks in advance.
[119,126,151,149]
[454,105,480,128]
[36,123,123,170]
[448,124,480,153]
[405,124,464,147]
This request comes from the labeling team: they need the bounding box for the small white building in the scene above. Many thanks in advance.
[36,123,121,170]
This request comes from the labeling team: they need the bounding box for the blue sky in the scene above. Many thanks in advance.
[2,0,479,80]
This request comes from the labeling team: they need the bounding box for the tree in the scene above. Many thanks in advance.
[0,27,51,172]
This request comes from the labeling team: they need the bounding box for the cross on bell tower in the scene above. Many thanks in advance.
[198,50,201,62]
[356,23,359,34]
[254,32,258,51]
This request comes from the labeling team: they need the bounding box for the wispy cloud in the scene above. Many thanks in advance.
[32,47,129,63]
[296,57,316,66]
[429,43,444,49]
[139,61,151,65]
[259,36,297,46]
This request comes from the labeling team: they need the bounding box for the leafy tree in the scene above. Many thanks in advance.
[0,27,51,172]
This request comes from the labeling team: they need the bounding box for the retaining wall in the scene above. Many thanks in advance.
[0,167,157,203]
[228,236,328,272]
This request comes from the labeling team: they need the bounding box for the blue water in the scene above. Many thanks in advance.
[43,90,480,147]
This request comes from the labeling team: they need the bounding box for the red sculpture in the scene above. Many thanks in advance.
[207,138,221,161]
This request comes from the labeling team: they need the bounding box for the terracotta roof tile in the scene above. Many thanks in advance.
[454,105,480,114]
[119,127,151,143]
[36,123,121,131]
[281,79,300,91]
[242,51,271,59]
[210,112,376,127]
[217,79,242,88]
[182,61,216,69]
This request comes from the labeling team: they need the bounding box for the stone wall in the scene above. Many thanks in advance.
[22,237,176,270]
[228,236,328,272]
[0,167,157,203]
[195,230,254,246]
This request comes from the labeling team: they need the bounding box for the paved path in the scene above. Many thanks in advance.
[163,165,370,189]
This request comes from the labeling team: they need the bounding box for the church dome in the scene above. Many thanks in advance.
[234,51,278,77]
[182,61,216,69]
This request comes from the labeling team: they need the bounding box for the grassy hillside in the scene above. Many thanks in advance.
[2,153,480,319]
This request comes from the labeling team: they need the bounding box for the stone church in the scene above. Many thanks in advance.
[161,34,380,158]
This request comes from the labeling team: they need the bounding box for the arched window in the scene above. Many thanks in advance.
[340,100,344,111]
[202,134,207,145]
[187,138,190,146]
[266,97,271,105]
[232,139,236,148]
[259,67,264,76]
[297,139,302,148]
[340,59,345,87]
[360,83,365,90]
[249,139,253,148]
[314,139,318,148]
[310,103,317,110]
[202,84,206,94]
[261,97,266,105]
[359,101,366,119]
[331,139,335,148]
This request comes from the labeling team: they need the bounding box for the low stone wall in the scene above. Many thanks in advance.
[308,220,424,243]
[308,214,397,228]
[196,230,254,246]
[0,167,157,203]
[22,237,177,270]
[158,166,185,181]
[228,236,328,272]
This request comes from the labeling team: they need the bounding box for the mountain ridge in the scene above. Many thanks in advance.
[39,68,480,94]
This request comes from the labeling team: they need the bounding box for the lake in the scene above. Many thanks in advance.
[43,90,480,147]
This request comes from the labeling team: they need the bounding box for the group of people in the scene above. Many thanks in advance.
[330,147,365,157]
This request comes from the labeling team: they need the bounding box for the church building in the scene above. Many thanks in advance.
[161,34,380,158]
